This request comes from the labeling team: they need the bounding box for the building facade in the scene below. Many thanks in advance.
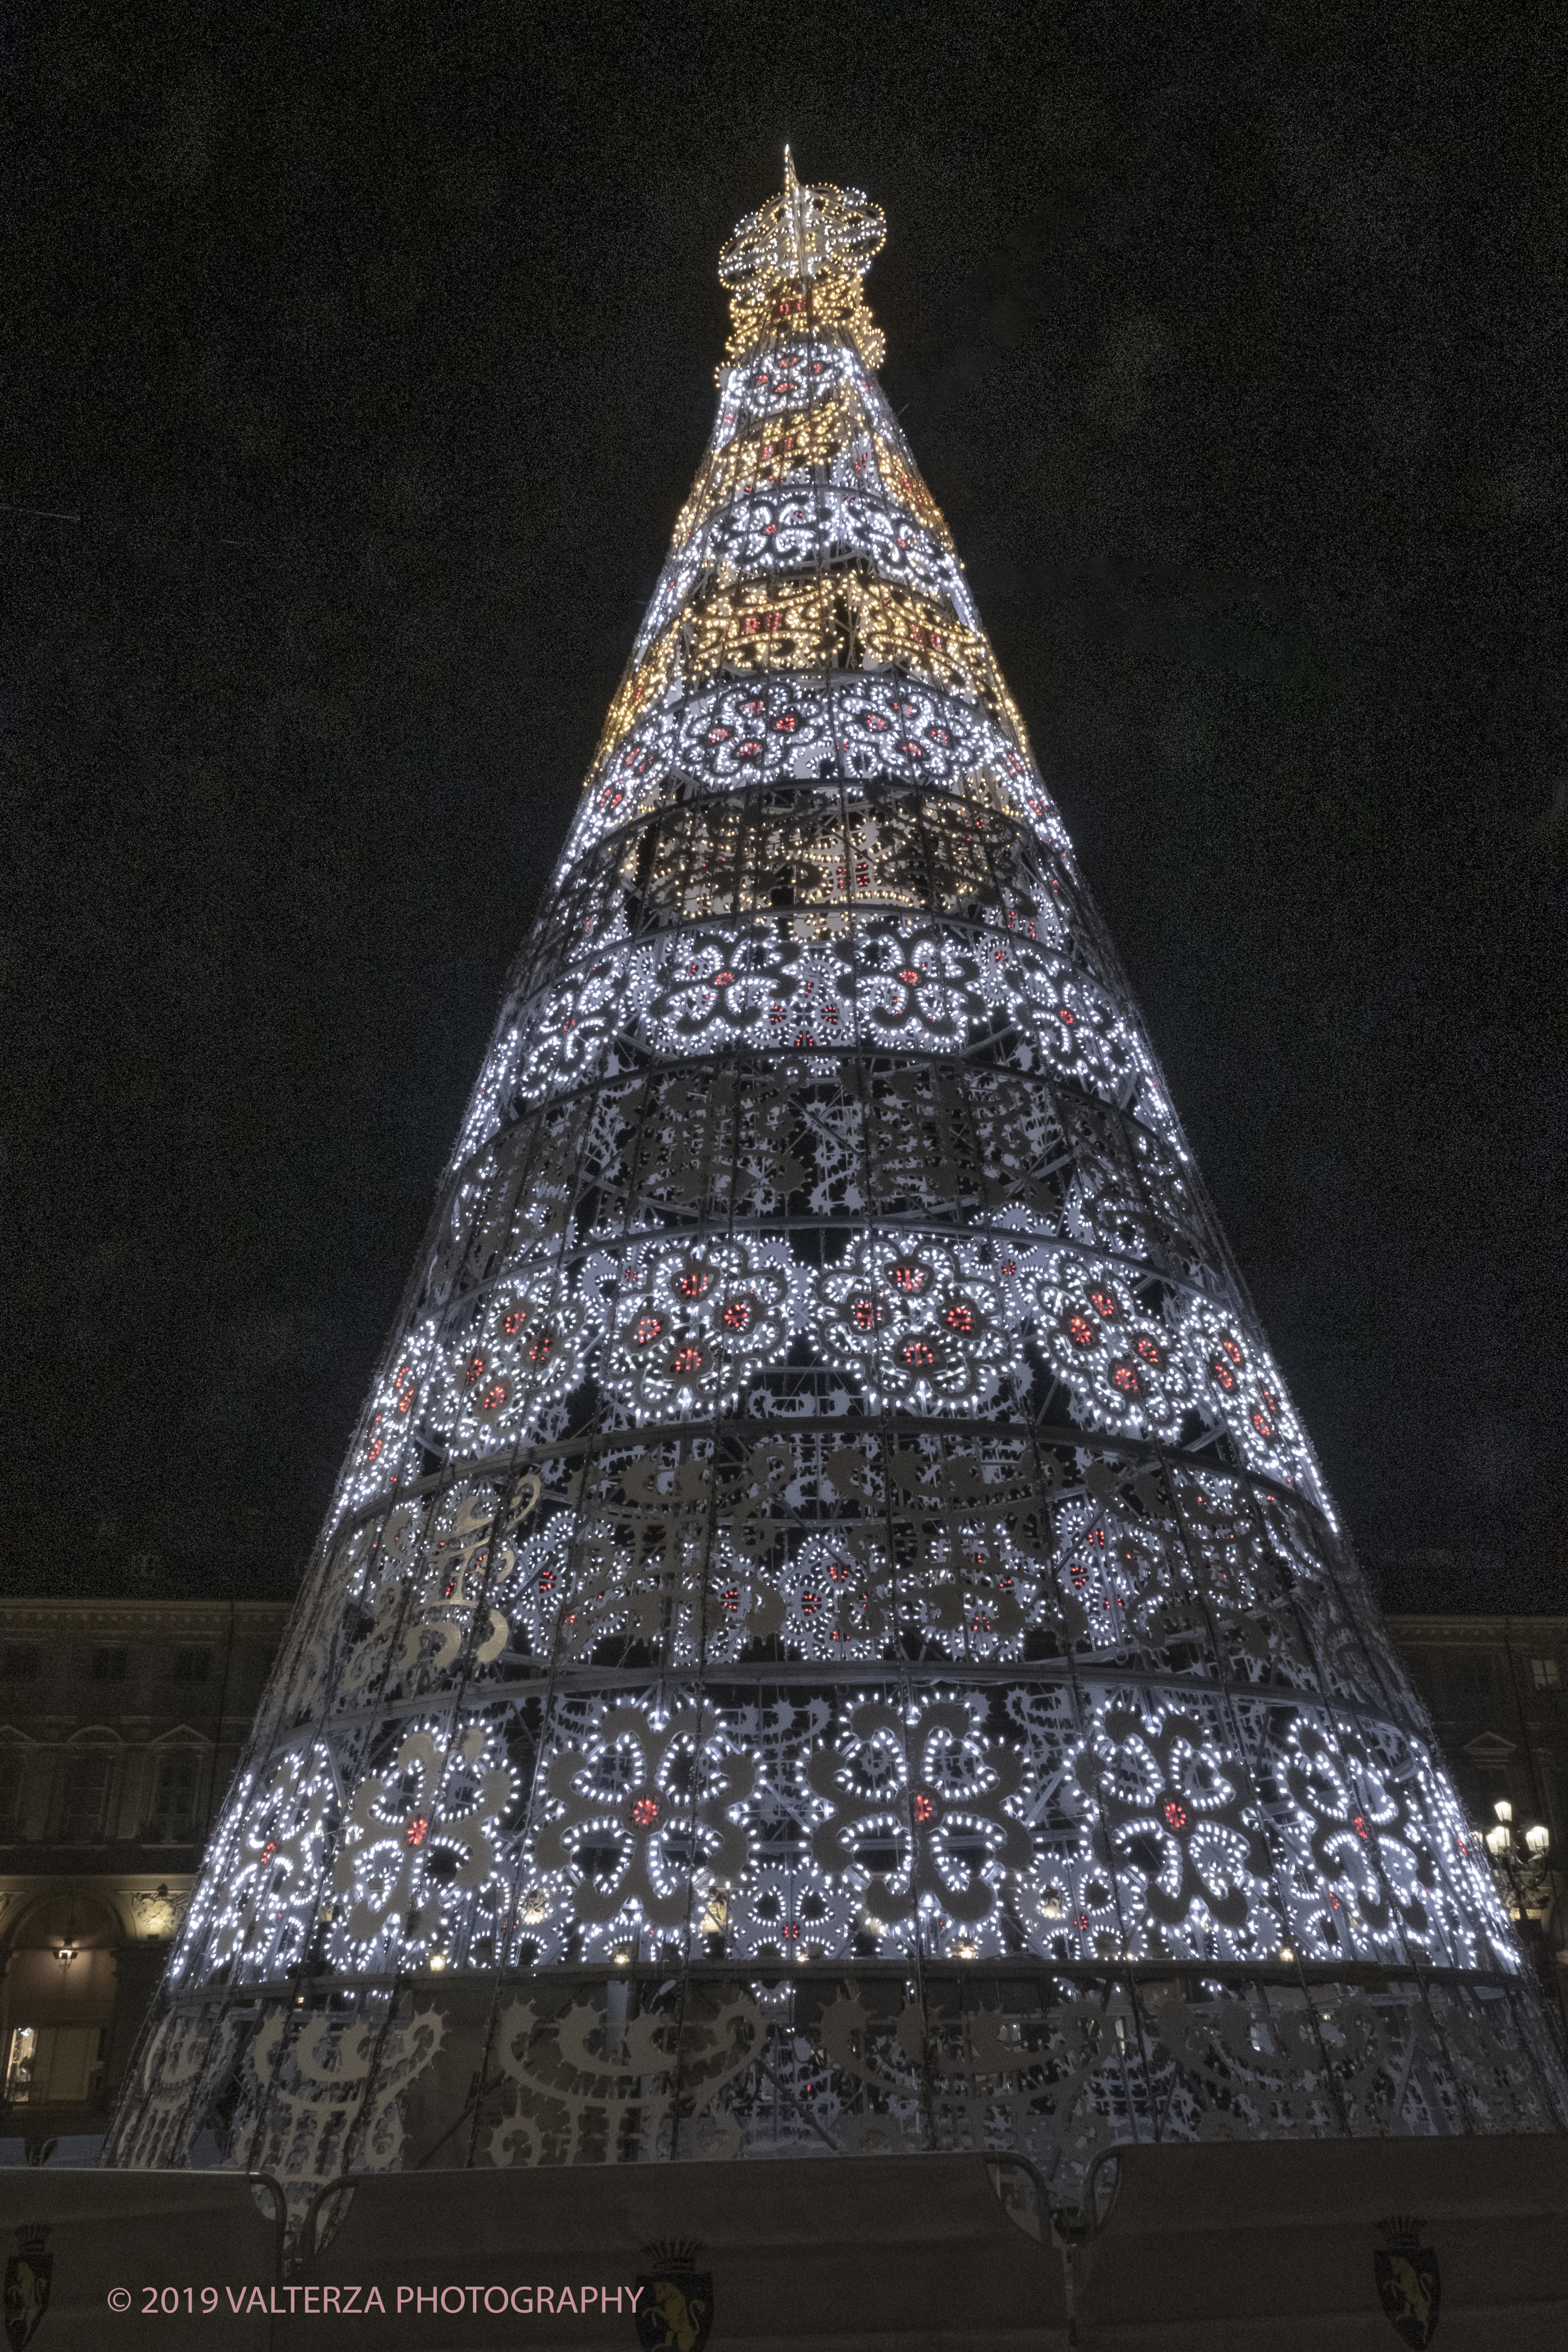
[0,1598,289,2160]
[1385,1612,1567,2023]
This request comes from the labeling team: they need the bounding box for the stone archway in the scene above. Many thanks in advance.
[1,1891,121,2113]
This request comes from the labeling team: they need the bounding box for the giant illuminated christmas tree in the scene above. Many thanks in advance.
[110,158,1566,2201]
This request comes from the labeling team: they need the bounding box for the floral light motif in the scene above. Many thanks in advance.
[1178,1296,1326,1508]
[777,1529,893,1660]
[594,1237,796,1415]
[1077,1704,1274,1949]
[530,1704,755,1939]
[200,1751,333,1975]
[1020,1251,1193,1436]
[808,1700,1032,1927]
[450,1274,592,1450]
[813,1235,1010,1411]
[330,1726,514,1957]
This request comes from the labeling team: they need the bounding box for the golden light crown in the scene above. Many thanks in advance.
[719,146,885,296]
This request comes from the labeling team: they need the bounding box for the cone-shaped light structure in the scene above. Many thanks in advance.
[109,160,1567,2202]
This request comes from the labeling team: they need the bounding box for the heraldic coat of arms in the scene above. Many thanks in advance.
[635,2240,714,2352]
[3,2225,51,2352]
[1374,2214,1441,2348]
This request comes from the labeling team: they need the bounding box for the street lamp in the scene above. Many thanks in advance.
[1480,1799,1553,1919]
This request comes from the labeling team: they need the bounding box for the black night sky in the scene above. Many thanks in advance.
[6,5,1564,1610]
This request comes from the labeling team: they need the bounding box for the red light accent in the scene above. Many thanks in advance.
[633,1316,664,1346]
[851,1298,880,1329]
[405,1816,430,1849]
[503,1309,526,1337]
[722,1299,753,1331]
[1067,1313,1096,1347]
[902,1340,937,1367]
[528,1332,555,1364]
[1163,1799,1188,1831]
[891,1262,926,1292]
[675,1271,711,1298]
[913,1793,936,1824]
[1353,1815,1368,1840]
[1134,1336,1162,1365]
[898,968,922,986]
[1112,1364,1143,1396]
[480,1382,506,1411]
[630,1796,660,1827]
[945,1303,975,1334]
[672,1346,704,1374]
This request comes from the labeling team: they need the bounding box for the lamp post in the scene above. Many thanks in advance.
[1478,1799,1553,1919]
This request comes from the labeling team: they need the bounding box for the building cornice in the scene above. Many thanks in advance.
[0,1599,292,1633]
[1384,1615,1568,1641]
